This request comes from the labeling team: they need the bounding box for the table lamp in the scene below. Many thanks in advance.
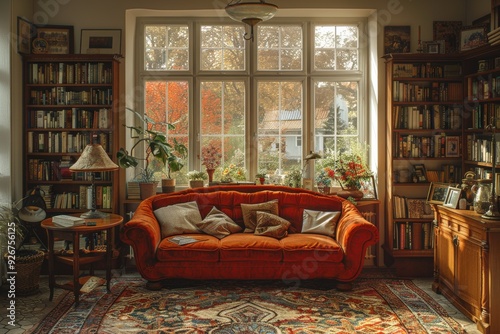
[70,143,119,218]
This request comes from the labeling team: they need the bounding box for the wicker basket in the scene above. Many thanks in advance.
[11,249,45,296]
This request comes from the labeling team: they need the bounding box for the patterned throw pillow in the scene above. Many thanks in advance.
[241,199,279,232]
[254,211,291,239]
[154,201,202,239]
[196,207,242,239]
[301,209,341,237]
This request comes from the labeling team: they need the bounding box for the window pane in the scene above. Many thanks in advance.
[145,25,189,71]
[257,81,303,177]
[145,80,190,182]
[314,25,358,71]
[314,81,358,155]
[257,25,302,71]
[200,25,245,71]
[200,81,246,178]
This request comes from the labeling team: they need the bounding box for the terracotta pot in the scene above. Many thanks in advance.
[139,182,157,199]
[259,177,265,185]
[161,179,176,193]
[337,188,364,200]
[189,180,204,188]
[206,169,215,183]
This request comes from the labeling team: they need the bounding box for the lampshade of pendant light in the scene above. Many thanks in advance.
[225,0,278,41]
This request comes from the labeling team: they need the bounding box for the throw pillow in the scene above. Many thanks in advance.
[196,207,242,239]
[254,211,291,239]
[301,209,341,237]
[241,199,279,232]
[154,201,202,239]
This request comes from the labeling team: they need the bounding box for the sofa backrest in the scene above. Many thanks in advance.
[151,186,345,231]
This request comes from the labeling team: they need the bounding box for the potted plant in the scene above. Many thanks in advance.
[283,168,302,188]
[186,170,207,188]
[117,108,188,198]
[255,172,267,185]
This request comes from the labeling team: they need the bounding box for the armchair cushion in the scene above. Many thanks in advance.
[154,201,202,238]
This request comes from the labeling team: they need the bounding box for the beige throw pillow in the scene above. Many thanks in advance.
[241,199,279,232]
[154,201,202,239]
[254,211,291,239]
[301,209,341,237]
[196,207,242,239]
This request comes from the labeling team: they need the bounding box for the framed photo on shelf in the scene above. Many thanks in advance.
[445,136,460,157]
[460,25,488,51]
[17,17,33,55]
[412,164,427,182]
[426,42,441,54]
[80,29,121,54]
[443,186,462,209]
[34,25,74,54]
[359,175,377,200]
[384,26,411,54]
[433,21,462,54]
[427,182,451,205]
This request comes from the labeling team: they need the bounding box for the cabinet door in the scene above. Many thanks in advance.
[437,225,455,290]
[456,235,482,311]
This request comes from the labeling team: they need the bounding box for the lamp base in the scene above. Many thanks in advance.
[80,210,109,219]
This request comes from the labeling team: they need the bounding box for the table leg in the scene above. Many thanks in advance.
[73,232,80,305]
[106,227,112,292]
[47,230,54,301]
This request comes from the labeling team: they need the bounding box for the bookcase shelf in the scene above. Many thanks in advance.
[22,54,121,216]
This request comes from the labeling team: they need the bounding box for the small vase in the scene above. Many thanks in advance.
[337,187,364,200]
[473,179,492,214]
[206,169,215,183]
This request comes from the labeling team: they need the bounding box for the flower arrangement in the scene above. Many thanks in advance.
[186,170,207,181]
[284,168,302,188]
[323,151,372,189]
[221,164,247,182]
[201,144,222,170]
[315,169,332,187]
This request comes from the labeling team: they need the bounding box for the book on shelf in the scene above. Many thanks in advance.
[52,215,85,227]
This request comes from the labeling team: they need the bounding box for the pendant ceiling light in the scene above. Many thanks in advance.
[225,0,278,41]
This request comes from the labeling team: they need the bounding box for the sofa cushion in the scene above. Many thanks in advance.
[280,234,344,263]
[301,209,341,237]
[241,199,279,232]
[196,207,242,239]
[220,233,282,261]
[154,201,202,238]
[254,211,290,239]
[156,234,220,262]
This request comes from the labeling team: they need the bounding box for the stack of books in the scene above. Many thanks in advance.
[489,27,500,46]
[52,214,85,227]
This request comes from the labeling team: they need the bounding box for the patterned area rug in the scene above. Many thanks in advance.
[29,278,465,333]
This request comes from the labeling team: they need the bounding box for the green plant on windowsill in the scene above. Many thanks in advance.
[186,170,208,181]
[117,108,188,183]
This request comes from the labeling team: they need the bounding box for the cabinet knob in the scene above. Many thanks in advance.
[453,235,459,247]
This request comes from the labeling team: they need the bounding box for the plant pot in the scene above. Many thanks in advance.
[206,169,215,183]
[161,178,176,193]
[4,249,45,296]
[259,177,265,185]
[139,182,158,199]
[189,180,204,188]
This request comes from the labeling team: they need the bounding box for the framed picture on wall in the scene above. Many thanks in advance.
[80,29,122,54]
[384,26,411,54]
[34,25,74,54]
[17,17,34,55]
[460,25,488,51]
[433,21,462,54]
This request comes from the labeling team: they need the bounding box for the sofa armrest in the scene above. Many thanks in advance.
[335,200,379,281]
[120,198,162,276]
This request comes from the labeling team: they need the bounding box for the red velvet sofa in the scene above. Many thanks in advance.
[120,185,379,290]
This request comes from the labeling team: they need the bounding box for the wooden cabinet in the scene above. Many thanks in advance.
[383,53,463,277]
[22,54,121,216]
[433,206,500,334]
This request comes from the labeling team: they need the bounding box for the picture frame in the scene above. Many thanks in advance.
[412,164,427,183]
[460,25,488,51]
[359,175,377,200]
[384,26,411,54]
[443,186,462,209]
[427,182,452,205]
[80,29,122,54]
[17,17,34,55]
[433,21,462,54]
[445,136,460,157]
[34,25,74,54]
[426,42,440,54]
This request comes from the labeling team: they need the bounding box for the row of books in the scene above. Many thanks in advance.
[126,182,141,200]
[393,222,433,250]
[467,76,500,101]
[465,134,500,164]
[27,131,111,153]
[393,105,462,130]
[29,108,111,129]
[392,63,462,79]
[29,62,114,85]
[488,26,500,47]
[29,87,113,106]
[52,185,113,210]
[393,81,463,102]
[28,158,113,181]
[468,103,500,130]
[393,133,461,158]
[392,196,434,219]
